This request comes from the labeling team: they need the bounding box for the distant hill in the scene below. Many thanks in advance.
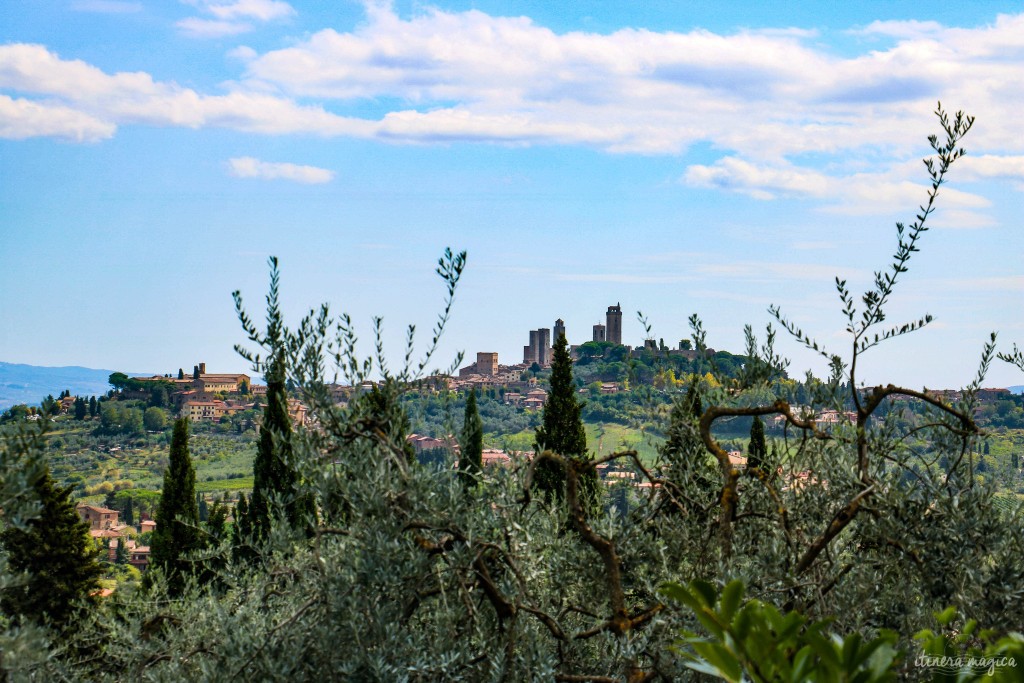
[1009,385,1024,395]
[0,362,151,410]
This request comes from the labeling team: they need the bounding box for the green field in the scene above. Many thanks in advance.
[488,421,664,463]
[195,476,254,494]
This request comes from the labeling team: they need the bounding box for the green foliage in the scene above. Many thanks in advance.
[458,389,483,483]
[0,460,102,629]
[206,499,228,541]
[5,113,1024,683]
[143,406,166,431]
[914,607,1024,682]
[662,579,900,682]
[231,492,250,550]
[534,333,588,497]
[73,397,87,421]
[235,258,316,542]
[748,415,766,471]
[149,418,200,595]
[98,402,143,436]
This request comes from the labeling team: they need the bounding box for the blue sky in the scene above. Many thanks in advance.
[1,0,1023,389]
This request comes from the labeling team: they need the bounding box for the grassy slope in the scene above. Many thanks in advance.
[488,421,664,464]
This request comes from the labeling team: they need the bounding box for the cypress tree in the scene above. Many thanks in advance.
[207,500,228,542]
[659,380,717,518]
[534,333,588,498]
[74,396,87,420]
[247,371,314,540]
[236,257,315,544]
[351,382,416,464]
[150,418,201,595]
[459,389,484,485]
[232,493,251,554]
[683,377,703,419]
[0,468,103,628]
[748,415,767,471]
[89,396,98,418]
[124,496,134,526]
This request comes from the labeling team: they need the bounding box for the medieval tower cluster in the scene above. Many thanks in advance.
[591,304,622,345]
[526,304,623,365]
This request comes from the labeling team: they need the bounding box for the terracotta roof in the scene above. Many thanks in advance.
[77,503,117,514]
[90,528,121,540]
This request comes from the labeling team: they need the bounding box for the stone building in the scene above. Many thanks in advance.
[524,328,551,365]
[553,318,566,345]
[606,303,622,345]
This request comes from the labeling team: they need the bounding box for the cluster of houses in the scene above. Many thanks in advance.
[76,503,155,571]
[132,363,307,426]
[767,408,858,431]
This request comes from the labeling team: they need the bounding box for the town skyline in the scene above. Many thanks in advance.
[2,1,1023,390]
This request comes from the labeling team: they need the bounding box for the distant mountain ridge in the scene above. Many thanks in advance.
[1010,385,1024,395]
[0,362,152,411]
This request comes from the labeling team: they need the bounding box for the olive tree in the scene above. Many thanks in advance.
[10,107,1024,683]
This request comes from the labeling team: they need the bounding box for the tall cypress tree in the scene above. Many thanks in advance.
[748,415,767,471]
[233,492,251,550]
[124,496,134,526]
[459,389,484,484]
[534,333,588,498]
[0,468,103,628]
[247,369,313,540]
[150,418,201,595]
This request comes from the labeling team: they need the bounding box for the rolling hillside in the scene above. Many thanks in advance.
[0,362,150,410]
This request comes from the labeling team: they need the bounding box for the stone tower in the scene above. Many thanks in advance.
[606,303,622,345]
[537,328,551,365]
[553,318,566,345]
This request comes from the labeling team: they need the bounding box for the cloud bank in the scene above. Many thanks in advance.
[177,0,295,37]
[227,156,334,184]
[2,5,1023,212]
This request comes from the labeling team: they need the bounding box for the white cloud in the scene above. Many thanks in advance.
[2,4,1024,213]
[202,0,294,21]
[0,94,115,142]
[683,158,830,200]
[957,155,1024,180]
[176,18,252,37]
[682,155,994,221]
[235,6,1024,159]
[0,44,374,136]
[178,0,294,37]
[852,19,945,39]
[227,156,334,184]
